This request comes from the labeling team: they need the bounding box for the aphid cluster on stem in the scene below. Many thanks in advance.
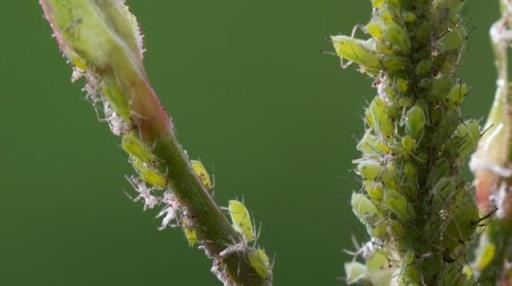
[40,0,272,285]
[333,0,480,285]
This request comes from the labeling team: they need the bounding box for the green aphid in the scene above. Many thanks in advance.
[451,119,480,159]
[438,27,465,52]
[370,220,388,239]
[396,78,408,93]
[445,82,468,107]
[383,188,415,221]
[443,193,478,250]
[366,251,393,286]
[351,193,382,226]
[385,23,411,53]
[331,36,381,74]
[228,200,255,242]
[357,131,389,155]
[248,248,272,279]
[415,21,432,45]
[131,158,167,189]
[415,59,432,76]
[357,159,383,181]
[122,133,157,164]
[427,158,450,188]
[366,97,394,138]
[431,177,457,212]
[405,105,426,139]
[364,181,384,201]
[183,227,198,247]
[402,11,417,23]
[432,77,453,100]
[381,56,407,72]
[344,261,368,285]
[403,162,417,185]
[381,162,399,191]
[401,135,416,155]
[101,79,131,120]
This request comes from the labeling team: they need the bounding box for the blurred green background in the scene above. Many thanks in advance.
[0,1,498,285]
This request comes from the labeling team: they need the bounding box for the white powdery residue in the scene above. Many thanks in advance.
[83,73,102,105]
[103,101,127,136]
[71,67,84,82]
[127,176,159,210]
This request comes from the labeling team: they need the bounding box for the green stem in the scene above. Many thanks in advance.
[39,1,271,285]
[470,1,512,285]
[336,1,479,285]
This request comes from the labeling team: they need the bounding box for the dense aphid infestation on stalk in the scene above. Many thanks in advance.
[39,1,271,285]
[332,0,481,285]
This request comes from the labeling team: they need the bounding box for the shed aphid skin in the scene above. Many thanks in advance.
[333,0,479,284]
[228,200,256,242]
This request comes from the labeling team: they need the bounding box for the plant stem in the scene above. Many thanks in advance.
[334,1,480,285]
[39,1,271,285]
[470,1,512,285]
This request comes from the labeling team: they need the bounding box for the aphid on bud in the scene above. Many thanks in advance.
[228,200,255,242]
[438,27,465,53]
[101,80,131,120]
[432,77,453,101]
[443,193,478,250]
[405,105,426,139]
[366,97,394,139]
[191,160,213,189]
[431,177,457,212]
[331,36,381,74]
[451,119,480,159]
[357,159,383,181]
[364,181,384,201]
[248,248,272,279]
[351,193,381,226]
[130,157,167,189]
[357,131,389,155]
[183,228,198,247]
[383,188,415,221]
[122,132,157,164]
[445,82,468,107]
[344,261,368,284]
[415,60,432,76]
[401,135,416,155]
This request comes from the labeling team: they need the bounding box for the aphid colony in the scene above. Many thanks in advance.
[121,127,271,278]
[43,1,272,284]
[332,0,480,285]
[85,73,272,279]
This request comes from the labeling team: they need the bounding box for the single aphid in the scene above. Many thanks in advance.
[405,105,426,139]
[191,160,213,189]
[183,227,198,247]
[228,200,255,242]
[345,261,368,285]
[130,157,167,189]
[122,132,157,164]
[248,248,272,279]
